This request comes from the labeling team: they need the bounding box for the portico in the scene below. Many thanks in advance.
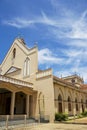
[0,75,36,118]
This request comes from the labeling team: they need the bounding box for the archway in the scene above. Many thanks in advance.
[81,99,84,113]
[68,96,72,114]
[15,92,26,114]
[58,94,62,113]
[75,98,78,112]
[0,88,11,115]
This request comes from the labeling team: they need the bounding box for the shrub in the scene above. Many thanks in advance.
[81,111,87,117]
[77,114,83,118]
[55,113,68,121]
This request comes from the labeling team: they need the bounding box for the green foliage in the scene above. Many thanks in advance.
[55,113,68,121]
[77,114,83,118]
[81,111,87,117]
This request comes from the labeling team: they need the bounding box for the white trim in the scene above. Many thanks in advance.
[23,58,30,77]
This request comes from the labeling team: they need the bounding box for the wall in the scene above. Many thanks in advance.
[54,82,87,116]
[35,75,55,122]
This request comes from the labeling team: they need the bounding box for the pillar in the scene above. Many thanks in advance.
[65,101,68,114]
[73,101,76,116]
[10,92,15,118]
[79,102,82,113]
[26,94,29,117]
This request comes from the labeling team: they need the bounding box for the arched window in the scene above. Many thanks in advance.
[58,94,62,113]
[13,48,16,59]
[58,94,62,101]
[27,58,30,75]
[68,96,71,112]
[24,60,27,76]
[23,58,30,76]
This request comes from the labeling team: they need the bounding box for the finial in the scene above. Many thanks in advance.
[16,34,26,45]
[61,74,62,78]
[74,71,77,75]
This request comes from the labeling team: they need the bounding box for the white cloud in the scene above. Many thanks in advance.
[55,66,87,83]
[2,11,58,28]
[38,48,63,65]
[2,1,87,41]
[47,10,87,40]
[66,39,87,48]
[63,48,84,58]
[56,62,87,83]
[3,17,35,28]
[40,11,57,26]
[69,10,87,39]
[49,47,87,82]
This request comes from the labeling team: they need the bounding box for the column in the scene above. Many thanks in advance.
[79,102,82,113]
[26,94,29,117]
[73,101,76,116]
[10,92,15,118]
[65,101,68,114]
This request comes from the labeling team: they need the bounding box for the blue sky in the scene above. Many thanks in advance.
[0,0,87,82]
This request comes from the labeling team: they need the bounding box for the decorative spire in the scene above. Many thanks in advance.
[16,34,26,45]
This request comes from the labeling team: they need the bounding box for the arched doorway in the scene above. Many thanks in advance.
[15,92,26,114]
[29,95,33,117]
[58,94,62,113]
[75,98,78,112]
[81,99,84,113]
[68,96,72,114]
[0,88,11,115]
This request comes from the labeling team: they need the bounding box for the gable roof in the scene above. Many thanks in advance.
[0,38,38,68]
[1,38,29,67]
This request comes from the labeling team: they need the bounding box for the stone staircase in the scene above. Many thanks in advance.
[0,118,37,129]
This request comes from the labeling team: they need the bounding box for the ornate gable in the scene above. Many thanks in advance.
[5,66,21,74]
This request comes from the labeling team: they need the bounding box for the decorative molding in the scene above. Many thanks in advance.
[36,69,52,79]
[6,66,20,74]
[0,75,33,88]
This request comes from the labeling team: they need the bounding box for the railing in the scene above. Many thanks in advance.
[0,75,33,88]
[0,115,37,130]
[0,114,50,130]
[36,69,52,79]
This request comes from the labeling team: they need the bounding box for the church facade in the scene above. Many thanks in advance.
[0,38,87,122]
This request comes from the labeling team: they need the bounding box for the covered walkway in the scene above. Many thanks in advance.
[0,75,37,118]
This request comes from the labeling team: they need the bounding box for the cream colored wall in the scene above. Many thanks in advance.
[64,77,83,86]
[54,82,87,115]
[35,76,55,122]
[54,83,65,113]
[0,39,38,84]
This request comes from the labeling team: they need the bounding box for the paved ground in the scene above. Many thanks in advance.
[14,123,87,130]
[68,117,87,123]
[0,117,87,130]
[14,117,87,130]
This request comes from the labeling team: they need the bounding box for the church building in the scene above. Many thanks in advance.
[0,38,87,122]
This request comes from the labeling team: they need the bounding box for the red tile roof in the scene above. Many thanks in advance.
[81,84,87,89]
